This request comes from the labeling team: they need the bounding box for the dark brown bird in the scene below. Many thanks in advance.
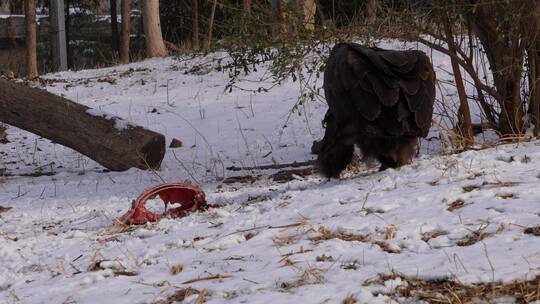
[313,42,436,177]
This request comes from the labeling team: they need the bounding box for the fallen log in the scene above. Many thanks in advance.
[0,78,165,171]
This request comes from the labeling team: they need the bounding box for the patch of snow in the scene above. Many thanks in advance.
[86,108,131,131]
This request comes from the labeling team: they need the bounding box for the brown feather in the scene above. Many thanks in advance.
[399,78,421,95]
[396,99,410,122]
[316,43,436,177]
[349,44,394,75]
[380,51,411,67]
[350,84,381,121]
[367,73,400,106]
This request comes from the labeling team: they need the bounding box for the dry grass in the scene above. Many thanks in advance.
[524,226,540,236]
[368,273,540,303]
[315,254,334,262]
[455,223,504,248]
[278,267,326,290]
[170,264,183,275]
[195,289,208,304]
[463,180,520,193]
[88,260,137,276]
[462,185,480,193]
[421,230,449,242]
[342,295,357,304]
[386,224,398,240]
[156,287,200,304]
[281,258,298,268]
[456,224,494,247]
[372,241,401,254]
[311,226,401,253]
[495,192,515,199]
[340,260,360,270]
[181,274,231,284]
[455,232,493,247]
[311,226,365,243]
[447,199,466,211]
[272,235,299,247]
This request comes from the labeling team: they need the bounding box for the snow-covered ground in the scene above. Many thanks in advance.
[1,41,540,303]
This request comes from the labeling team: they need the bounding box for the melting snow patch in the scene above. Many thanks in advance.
[85,108,132,131]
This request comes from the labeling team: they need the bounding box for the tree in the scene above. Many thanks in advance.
[366,0,377,25]
[110,0,119,55]
[9,1,22,14]
[299,0,316,31]
[24,0,38,78]
[278,0,286,33]
[206,0,218,50]
[466,0,528,134]
[142,0,167,58]
[439,5,472,146]
[119,0,131,64]
[403,0,539,136]
[524,2,540,136]
[191,0,199,50]
[243,0,252,15]
[267,0,286,34]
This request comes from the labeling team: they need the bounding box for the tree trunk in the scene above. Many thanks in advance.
[299,0,316,31]
[191,0,199,50]
[527,2,540,136]
[24,0,38,78]
[51,0,68,71]
[206,0,218,50]
[64,0,71,69]
[278,0,287,34]
[535,6,540,136]
[119,0,131,64]
[0,79,166,171]
[110,0,119,55]
[468,0,525,135]
[366,0,377,25]
[243,0,252,15]
[530,45,540,136]
[142,0,168,58]
[441,8,473,146]
[9,1,23,14]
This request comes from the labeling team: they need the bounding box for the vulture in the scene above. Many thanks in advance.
[313,42,436,178]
